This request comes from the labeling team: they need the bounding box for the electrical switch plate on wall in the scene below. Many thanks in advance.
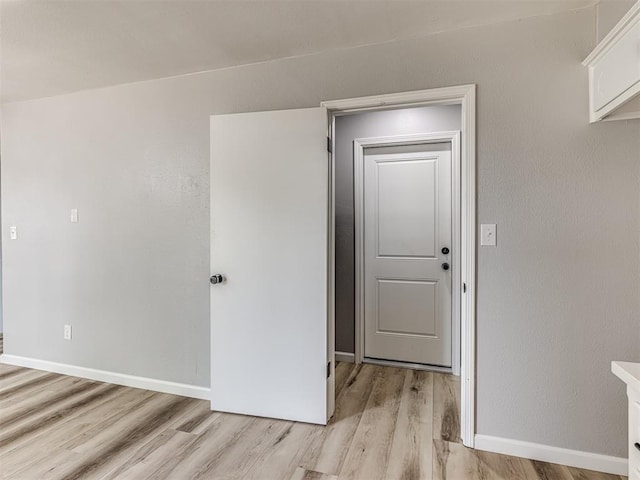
[10,226,17,240]
[70,209,79,223]
[481,224,497,246]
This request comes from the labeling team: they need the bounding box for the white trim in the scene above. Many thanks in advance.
[601,109,640,122]
[352,132,462,377]
[474,434,628,476]
[460,85,477,449]
[353,135,364,367]
[327,115,336,420]
[583,1,640,122]
[335,351,355,363]
[0,354,210,400]
[583,0,640,66]
[322,85,476,113]
[322,84,476,448]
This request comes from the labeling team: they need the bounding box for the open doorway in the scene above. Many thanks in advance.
[335,108,461,373]
[323,85,476,446]
[207,86,475,446]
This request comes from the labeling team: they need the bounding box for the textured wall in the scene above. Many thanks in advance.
[334,106,462,353]
[2,6,639,457]
[0,159,2,333]
[1,93,211,385]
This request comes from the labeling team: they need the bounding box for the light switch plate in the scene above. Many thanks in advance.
[9,226,17,240]
[70,209,79,223]
[481,224,497,246]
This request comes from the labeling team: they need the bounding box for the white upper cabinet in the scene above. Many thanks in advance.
[583,1,640,123]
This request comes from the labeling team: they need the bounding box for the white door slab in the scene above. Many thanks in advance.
[210,107,330,425]
[363,144,452,367]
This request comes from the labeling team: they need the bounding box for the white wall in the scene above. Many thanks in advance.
[334,106,462,353]
[2,6,639,458]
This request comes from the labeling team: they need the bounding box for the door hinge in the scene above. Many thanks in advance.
[327,361,331,378]
[327,137,332,153]
[463,283,467,293]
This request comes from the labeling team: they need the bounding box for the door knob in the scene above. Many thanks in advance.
[441,247,450,255]
[442,263,450,271]
[210,274,224,285]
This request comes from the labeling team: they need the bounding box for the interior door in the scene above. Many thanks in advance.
[210,107,331,425]
[363,143,452,367]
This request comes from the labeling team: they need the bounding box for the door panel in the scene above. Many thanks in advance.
[363,145,452,367]
[210,107,330,425]
[377,159,437,258]
[377,279,437,336]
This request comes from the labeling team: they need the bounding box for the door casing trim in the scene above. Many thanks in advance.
[353,132,461,375]
[322,84,476,448]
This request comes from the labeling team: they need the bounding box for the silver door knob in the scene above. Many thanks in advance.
[210,274,224,285]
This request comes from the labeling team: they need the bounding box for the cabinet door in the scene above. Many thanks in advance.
[630,388,640,479]
[592,20,640,112]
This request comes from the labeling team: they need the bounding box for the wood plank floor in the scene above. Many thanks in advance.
[0,348,626,479]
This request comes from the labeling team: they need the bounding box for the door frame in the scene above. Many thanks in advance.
[321,84,476,447]
[353,132,461,374]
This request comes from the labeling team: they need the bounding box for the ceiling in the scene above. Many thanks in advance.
[1,0,595,103]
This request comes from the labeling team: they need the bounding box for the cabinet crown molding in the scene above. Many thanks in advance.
[583,1,640,123]
[584,1,640,66]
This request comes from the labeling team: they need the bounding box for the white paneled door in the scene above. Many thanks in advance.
[210,107,331,425]
[363,144,452,367]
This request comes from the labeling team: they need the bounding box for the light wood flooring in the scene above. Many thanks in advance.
[0,344,627,479]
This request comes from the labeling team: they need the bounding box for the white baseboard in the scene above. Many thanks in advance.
[474,434,627,476]
[0,354,210,401]
[335,351,355,363]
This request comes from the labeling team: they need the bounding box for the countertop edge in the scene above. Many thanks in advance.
[612,361,640,391]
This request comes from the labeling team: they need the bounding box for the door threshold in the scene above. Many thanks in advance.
[363,357,453,374]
